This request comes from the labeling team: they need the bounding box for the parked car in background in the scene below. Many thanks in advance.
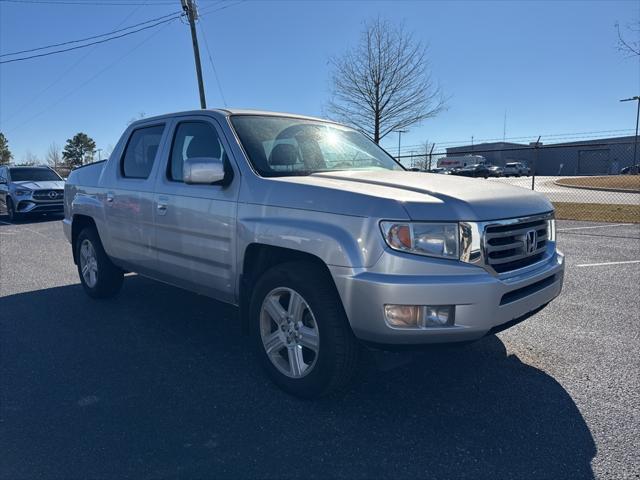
[503,162,530,177]
[427,167,448,174]
[438,155,487,170]
[487,165,503,177]
[453,164,492,178]
[63,109,564,398]
[0,165,65,221]
[621,164,640,175]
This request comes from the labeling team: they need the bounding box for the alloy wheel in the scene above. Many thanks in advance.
[259,287,320,378]
[79,239,98,288]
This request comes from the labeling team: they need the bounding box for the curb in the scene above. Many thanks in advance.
[553,180,640,194]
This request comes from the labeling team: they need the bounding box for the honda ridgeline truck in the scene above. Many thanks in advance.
[63,109,564,397]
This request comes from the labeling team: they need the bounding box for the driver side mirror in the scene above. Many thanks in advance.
[183,157,226,185]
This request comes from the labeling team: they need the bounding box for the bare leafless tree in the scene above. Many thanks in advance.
[421,140,437,170]
[46,142,61,169]
[616,21,640,57]
[327,19,446,144]
[20,150,40,166]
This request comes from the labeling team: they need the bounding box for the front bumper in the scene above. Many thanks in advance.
[16,199,64,214]
[330,247,564,345]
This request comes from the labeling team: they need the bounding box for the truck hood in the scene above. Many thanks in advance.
[13,180,65,190]
[266,170,552,221]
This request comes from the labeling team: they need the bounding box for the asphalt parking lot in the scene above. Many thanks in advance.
[1,215,639,479]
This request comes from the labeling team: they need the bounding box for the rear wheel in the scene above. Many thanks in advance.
[250,261,360,398]
[75,227,124,298]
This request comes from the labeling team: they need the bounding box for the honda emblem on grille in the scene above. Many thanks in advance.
[525,229,537,254]
[48,191,57,199]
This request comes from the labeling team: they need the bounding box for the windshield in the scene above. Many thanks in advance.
[10,168,62,182]
[230,115,404,176]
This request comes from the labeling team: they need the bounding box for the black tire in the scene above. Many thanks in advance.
[75,226,124,299]
[250,261,360,398]
[6,197,21,222]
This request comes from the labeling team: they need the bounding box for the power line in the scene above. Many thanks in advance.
[0,10,181,57]
[197,19,227,106]
[198,0,246,17]
[0,14,183,64]
[1,0,153,127]
[5,18,176,134]
[0,0,177,5]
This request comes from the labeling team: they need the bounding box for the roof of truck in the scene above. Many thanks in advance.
[130,108,337,126]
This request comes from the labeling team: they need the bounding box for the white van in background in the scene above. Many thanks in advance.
[438,155,487,170]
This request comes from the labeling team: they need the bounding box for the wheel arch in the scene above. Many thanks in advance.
[238,244,339,335]
[71,215,98,264]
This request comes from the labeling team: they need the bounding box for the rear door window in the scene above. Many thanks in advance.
[121,125,165,179]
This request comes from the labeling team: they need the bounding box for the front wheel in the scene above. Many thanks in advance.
[250,261,360,398]
[6,197,21,222]
[75,227,124,298]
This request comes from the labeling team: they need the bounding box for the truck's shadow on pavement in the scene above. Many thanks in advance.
[0,275,596,479]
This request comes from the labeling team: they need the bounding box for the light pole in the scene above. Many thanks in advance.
[395,129,407,161]
[620,96,640,165]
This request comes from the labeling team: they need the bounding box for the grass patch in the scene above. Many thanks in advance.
[553,202,640,223]
[555,176,640,192]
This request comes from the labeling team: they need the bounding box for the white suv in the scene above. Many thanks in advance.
[504,162,530,177]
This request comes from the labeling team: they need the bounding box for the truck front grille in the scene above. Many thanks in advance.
[484,217,548,273]
[33,189,64,200]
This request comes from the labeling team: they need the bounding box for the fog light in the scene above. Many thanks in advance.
[384,305,420,328]
[423,306,454,328]
[384,305,455,329]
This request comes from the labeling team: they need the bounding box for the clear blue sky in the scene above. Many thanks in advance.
[0,0,638,162]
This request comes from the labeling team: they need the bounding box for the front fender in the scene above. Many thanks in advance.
[237,204,384,269]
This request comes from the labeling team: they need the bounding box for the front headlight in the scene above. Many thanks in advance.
[380,222,459,259]
[15,189,31,196]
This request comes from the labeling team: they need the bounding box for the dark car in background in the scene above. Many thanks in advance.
[0,166,65,221]
[621,164,640,175]
[452,164,491,178]
[427,167,450,174]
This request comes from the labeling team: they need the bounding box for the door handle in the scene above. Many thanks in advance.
[106,192,114,204]
[157,196,168,216]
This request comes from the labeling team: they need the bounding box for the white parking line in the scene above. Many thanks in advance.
[558,223,632,232]
[577,260,640,267]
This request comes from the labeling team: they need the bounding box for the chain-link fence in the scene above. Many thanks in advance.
[396,138,640,223]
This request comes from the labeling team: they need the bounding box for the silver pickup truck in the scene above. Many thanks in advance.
[63,109,564,397]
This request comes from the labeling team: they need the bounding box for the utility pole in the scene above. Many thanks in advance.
[182,0,206,109]
[429,143,435,170]
[532,135,541,191]
[620,96,640,165]
[395,129,407,161]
